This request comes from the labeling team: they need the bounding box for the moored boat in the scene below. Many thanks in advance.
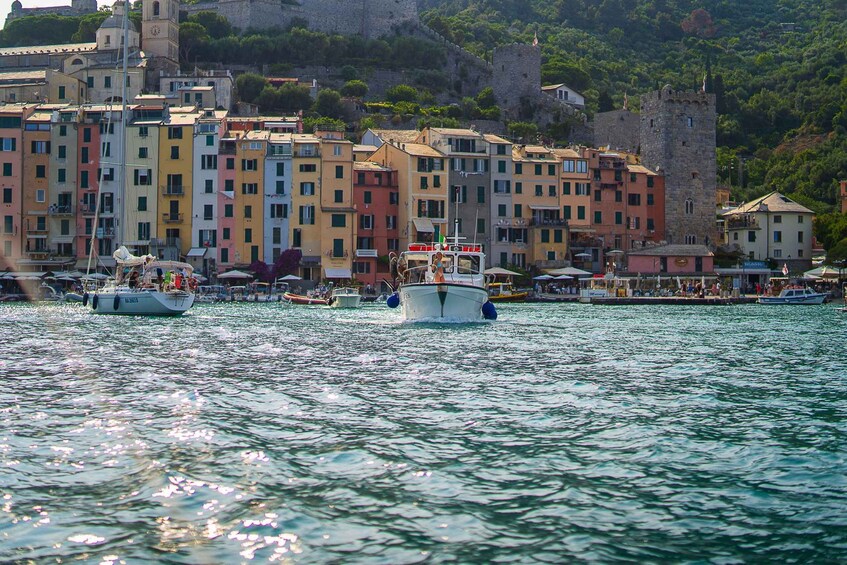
[284,292,329,305]
[488,282,528,303]
[757,286,827,305]
[329,287,361,308]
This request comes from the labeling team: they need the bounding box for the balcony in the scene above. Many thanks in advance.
[219,145,236,155]
[49,204,74,216]
[597,182,621,190]
[162,185,184,196]
[150,237,182,248]
[726,217,760,230]
[293,149,321,158]
[599,160,626,169]
[80,204,96,216]
[26,225,48,235]
[25,246,49,256]
[96,228,116,238]
[530,218,568,227]
[356,249,378,258]
[162,213,184,223]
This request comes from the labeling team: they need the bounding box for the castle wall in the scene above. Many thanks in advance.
[491,44,540,121]
[593,109,639,153]
[182,0,416,39]
[639,86,716,246]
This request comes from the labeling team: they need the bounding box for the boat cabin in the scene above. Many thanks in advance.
[399,243,485,286]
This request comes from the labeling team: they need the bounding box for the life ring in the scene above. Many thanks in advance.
[91,294,99,310]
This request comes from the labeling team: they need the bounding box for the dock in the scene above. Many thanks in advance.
[589,296,758,305]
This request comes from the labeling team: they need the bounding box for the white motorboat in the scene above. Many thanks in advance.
[388,240,496,322]
[329,287,362,308]
[757,286,827,305]
[84,247,196,315]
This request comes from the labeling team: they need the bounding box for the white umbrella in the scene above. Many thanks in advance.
[533,274,553,280]
[81,273,108,280]
[554,274,573,280]
[277,274,302,281]
[217,269,254,279]
[484,267,522,277]
[608,249,624,255]
[574,252,592,258]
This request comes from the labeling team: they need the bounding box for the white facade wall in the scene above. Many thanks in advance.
[192,121,221,253]
[97,110,124,260]
[124,120,159,249]
[489,142,513,267]
[263,138,292,263]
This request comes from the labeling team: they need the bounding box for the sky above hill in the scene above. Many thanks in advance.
[1,0,109,32]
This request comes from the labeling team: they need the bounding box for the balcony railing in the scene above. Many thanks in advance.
[530,218,568,227]
[25,247,49,255]
[599,160,626,169]
[150,237,182,248]
[162,185,184,196]
[26,226,48,234]
[726,217,760,230]
[162,213,184,223]
[293,149,321,158]
[80,204,96,216]
[597,182,621,189]
[49,204,74,216]
[356,249,378,258]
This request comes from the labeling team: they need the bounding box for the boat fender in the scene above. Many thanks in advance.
[386,292,400,308]
[327,296,335,306]
[482,301,497,320]
[113,295,120,311]
[91,294,99,310]
[82,292,89,307]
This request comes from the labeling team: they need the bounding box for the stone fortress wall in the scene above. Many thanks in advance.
[180,0,418,39]
[639,86,716,246]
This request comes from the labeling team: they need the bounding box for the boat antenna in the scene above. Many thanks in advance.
[452,185,460,246]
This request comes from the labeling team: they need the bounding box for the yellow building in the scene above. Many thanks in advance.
[21,108,52,265]
[125,104,162,255]
[511,144,564,269]
[553,146,593,266]
[315,128,355,280]
[370,141,447,247]
[291,133,322,280]
[231,130,266,265]
[156,107,198,258]
[48,106,80,263]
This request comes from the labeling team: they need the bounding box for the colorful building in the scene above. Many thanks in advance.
[353,160,398,289]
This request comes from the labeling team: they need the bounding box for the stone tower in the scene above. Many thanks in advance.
[142,0,179,84]
[492,44,541,121]
[639,86,716,246]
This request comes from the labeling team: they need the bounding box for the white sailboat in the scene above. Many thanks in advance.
[82,3,195,315]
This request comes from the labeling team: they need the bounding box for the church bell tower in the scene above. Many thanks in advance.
[142,0,179,79]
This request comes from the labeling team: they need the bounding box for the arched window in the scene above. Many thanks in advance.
[685,199,694,215]
[71,58,83,65]
[152,1,160,16]
[684,234,697,244]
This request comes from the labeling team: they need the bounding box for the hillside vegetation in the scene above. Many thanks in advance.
[3,1,847,246]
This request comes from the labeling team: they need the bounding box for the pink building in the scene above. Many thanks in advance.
[626,244,714,275]
[217,134,237,269]
[0,105,29,268]
[352,161,398,291]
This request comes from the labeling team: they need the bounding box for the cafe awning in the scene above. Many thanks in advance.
[412,218,434,233]
[186,247,208,258]
[528,205,560,210]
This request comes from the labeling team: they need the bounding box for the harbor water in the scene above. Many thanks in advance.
[1,301,845,562]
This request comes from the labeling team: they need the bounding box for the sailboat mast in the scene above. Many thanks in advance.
[119,0,129,250]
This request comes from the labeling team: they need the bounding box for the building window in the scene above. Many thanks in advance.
[205,179,214,193]
[138,147,148,159]
[292,228,301,247]
[104,76,111,88]
[223,227,230,240]
[226,158,234,170]
[170,146,179,159]
[685,199,694,214]
[242,183,258,195]
[168,127,182,140]
[35,189,45,202]
[244,205,252,218]
[515,182,522,194]
[241,159,257,171]
[615,191,622,203]
[276,181,285,195]
[300,182,314,196]
[594,190,601,202]
[204,204,214,220]
[333,238,344,258]
[773,215,782,224]
[245,228,252,243]
[335,165,344,179]
[498,204,506,217]
[299,164,316,173]
[647,176,654,188]
[798,231,804,243]
[221,248,229,263]
[562,182,571,195]
[594,211,602,224]
[364,191,372,204]
[478,186,485,203]
[563,206,571,220]
[615,211,622,225]
[773,231,782,243]
[577,206,585,220]
[224,204,233,218]
[514,204,522,217]
[36,165,46,178]
[773,249,782,258]
[687,117,693,127]
[201,155,217,169]
[748,231,756,242]
[331,214,346,227]
[628,194,641,206]
[541,229,549,243]
[334,189,343,203]
[137,196,147,211]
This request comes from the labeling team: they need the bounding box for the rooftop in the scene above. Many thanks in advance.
[627,244,714,257]
[725,191,814,215]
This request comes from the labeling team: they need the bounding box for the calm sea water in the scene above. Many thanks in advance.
[1,301,845,563]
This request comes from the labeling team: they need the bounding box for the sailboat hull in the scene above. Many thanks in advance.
[91,288,195,316]
[399,283,488,322]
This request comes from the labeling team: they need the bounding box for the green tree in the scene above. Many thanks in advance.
[71,12,111,42]
[1,14,80,46]
[598,90,615,112]
[385,84,417,103]
[179,22,209,63]
[277,83,313,112]
[235,73,268,104]
[508,121,538,143]
[340,80,368,98]
[187,11,232,39]
[312,89,344,119]
[476,87,496,109]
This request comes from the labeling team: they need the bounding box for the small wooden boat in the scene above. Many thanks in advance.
[283,292,329,305]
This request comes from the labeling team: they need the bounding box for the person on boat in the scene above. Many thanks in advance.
[431,252,446,283]
[128,269,140,289]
